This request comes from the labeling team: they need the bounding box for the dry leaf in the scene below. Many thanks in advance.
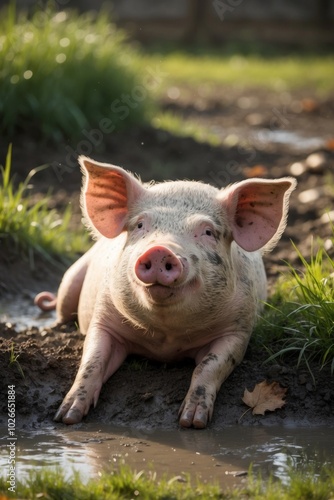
[242,380,287,415]
[244,165,268,178]
[325,138,334,151]
[301,98,319,113]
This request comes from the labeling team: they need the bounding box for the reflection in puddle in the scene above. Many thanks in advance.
[1,425,333,487]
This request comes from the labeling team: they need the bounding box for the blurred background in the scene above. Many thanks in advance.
[1,0,334,44]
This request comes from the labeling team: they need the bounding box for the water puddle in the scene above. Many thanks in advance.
[252,129,325,151]
[1,424,333,488]
[0,297,56,331]
[210,124,326,152]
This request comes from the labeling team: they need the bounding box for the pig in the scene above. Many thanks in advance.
[35,156,296,428]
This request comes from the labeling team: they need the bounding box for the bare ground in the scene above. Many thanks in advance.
[0,85,333,430]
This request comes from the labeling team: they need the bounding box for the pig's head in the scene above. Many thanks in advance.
[79,156,296,331]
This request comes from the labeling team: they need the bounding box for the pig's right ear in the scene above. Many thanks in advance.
[219,177,296,252]
[79,156,145,239]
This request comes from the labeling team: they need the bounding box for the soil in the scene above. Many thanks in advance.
[0,84,334,431]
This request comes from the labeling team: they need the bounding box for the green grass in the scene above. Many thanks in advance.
[9,342,25,378]
[0,145,89,267]
[152,111,222,146]
[0,3,153,143]
[1,464,334,499]
[143,46,334,95]
[255,234,334,375]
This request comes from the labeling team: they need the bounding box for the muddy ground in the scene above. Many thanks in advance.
[0,85,333,431]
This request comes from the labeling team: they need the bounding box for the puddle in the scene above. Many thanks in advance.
[0,297,56,331]
[251,129,325,151]
[210,124,326,152]
[1,424,333,488]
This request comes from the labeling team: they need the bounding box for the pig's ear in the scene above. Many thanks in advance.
[79,156,145,239]
[219,177,297,252]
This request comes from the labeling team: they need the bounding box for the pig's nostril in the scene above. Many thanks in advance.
[165,263,172,271]
[145,262,152,270]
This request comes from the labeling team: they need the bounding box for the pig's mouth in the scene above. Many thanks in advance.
[139,278,199,305]
[145,284,176,303]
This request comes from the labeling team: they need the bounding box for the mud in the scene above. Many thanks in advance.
[0,84,334,432]
[0,306,333,431]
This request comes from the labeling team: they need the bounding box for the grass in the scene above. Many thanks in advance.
[152,111,222,147]
[8,342,25,378]
[0,3,153,143]
[255,233,334,375]
[1,464,334,499]
[143,45,334,95]
[0,145,89,267]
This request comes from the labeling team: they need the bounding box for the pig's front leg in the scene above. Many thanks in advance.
[179,333,249,429]
[54,327,127,424]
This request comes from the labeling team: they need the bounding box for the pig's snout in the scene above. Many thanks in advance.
[135,246,186,286]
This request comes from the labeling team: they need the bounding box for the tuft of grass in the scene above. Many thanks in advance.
[1,464,334,499]
[0,146,89,267]
[0,466,222,500]
[9,342,25,378]
[255,234,334,375]
[0,3,153,143]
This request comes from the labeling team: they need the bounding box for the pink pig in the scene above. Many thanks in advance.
[35,156,296,428]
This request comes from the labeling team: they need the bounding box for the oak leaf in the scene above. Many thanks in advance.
[242,380,287,415]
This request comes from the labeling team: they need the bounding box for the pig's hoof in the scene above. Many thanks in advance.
[179,402,209,429]
[63,408,84,424]
[54,406,83,424]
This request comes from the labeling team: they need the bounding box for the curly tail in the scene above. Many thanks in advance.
[34,291,57,311]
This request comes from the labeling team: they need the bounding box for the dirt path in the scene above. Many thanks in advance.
[0,86,333,430]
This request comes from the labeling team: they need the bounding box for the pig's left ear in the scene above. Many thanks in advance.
[79,156,145,239]
[219,177,297,252]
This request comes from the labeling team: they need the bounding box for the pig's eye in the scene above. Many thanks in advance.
[204,227,216,239]
[137,222,143,229]
[201,226,218,243]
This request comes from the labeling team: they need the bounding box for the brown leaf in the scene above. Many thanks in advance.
[244,165,268,178]
[242,380,287,415]
[325,138,334,151]
[301,98,319,113]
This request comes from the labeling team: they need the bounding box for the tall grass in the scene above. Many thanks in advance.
[256,234,334,374]
[0,3,153,143]
[0,146,89,267]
